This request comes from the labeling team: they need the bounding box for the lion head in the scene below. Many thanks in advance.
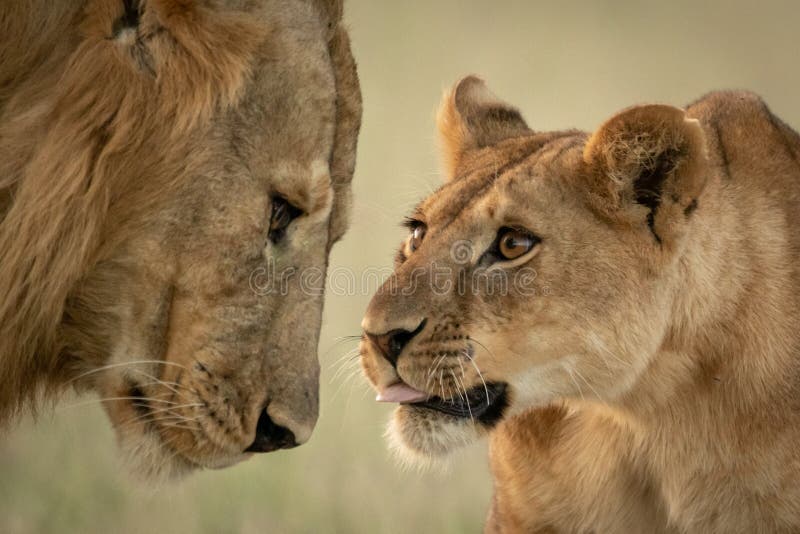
[0,0,361,479]
[360,76,707,463]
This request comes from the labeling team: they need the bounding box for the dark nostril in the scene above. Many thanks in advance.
[366,319,427,368]
[245,410,298,453]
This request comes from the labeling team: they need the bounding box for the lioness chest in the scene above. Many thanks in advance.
[488,389,800,533]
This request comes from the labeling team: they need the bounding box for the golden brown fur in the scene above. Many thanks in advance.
[360,76,800,532]
[1,0,361,480]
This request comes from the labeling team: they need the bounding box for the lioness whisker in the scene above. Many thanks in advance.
[329,347,361,370]
[431,353,447,379]
[462,349,491,407]
[468,337,498,362]
[456,358,476,421]
[329,352,361,385]
[329,348,362,381]
[449,369,465,404]
[573,367,602,400]
[439,369,446,401]
[329,364,364,403]
[563,362,584,401]
[323,335,363,358]
[425,355,444,390]
[583,330,630,369]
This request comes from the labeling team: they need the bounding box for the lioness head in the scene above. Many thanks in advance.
[0,0,360,479]
[360,76,707,462]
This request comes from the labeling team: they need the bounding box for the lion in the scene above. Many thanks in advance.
[0,0,361,480]
[360,75,800,533]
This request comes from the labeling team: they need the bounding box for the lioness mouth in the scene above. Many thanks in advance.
[379,381,508,425]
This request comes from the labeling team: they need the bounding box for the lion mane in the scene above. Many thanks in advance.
[0,0,358,446]
[0,0,267,425]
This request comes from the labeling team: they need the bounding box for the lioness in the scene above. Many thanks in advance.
[0,0,360,480]
[360,76,800,532]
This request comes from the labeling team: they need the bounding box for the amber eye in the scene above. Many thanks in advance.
[497,227,539,260]
[409,225,426,252]
[269,196,303,243]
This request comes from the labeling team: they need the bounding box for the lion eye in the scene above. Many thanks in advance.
[269,196,303,243]
[496,227,539,260]
[409,225,426,252]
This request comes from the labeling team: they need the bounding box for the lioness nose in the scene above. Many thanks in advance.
[366,319,427,367]
[245,410,298,453]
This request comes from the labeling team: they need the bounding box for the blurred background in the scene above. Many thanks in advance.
[2,1,799,532]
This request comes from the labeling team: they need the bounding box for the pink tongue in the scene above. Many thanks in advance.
[376,382,428,403]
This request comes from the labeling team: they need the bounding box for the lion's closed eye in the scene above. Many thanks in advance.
[268,196,304,243]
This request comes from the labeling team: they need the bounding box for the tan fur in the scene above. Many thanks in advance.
[361,77,800,532]
[437,75,531,181]
[0,0,361,480]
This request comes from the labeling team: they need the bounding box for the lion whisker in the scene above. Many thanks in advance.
[158,422,201,432]
[118,402,203,427]
[135,379,197,394]
[160,434,199,468]
[57,395,183,411]
[132,369,193,402]
[114,414,200,432]
[66,360,190,385]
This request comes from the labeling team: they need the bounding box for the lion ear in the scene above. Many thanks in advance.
[436,76,531,182]
[583,104,708,243]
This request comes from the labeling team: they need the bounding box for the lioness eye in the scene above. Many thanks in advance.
[497,227,539,260]
[269,196,303,243]
[409,225,426,252]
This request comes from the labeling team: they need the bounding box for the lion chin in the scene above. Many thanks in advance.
[121,427,267,484]
[113,417,253,484]
[117,431,198,484]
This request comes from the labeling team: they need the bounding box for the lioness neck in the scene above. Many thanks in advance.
[617,94,800,491]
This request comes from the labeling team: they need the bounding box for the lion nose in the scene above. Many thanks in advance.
[366,319,427,368]
[245,410,298,453]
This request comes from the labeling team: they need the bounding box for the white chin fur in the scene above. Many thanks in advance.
[385,405,484,471]
[117,428,195,485]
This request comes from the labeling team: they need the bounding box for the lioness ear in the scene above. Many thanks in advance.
[583,104,708,244]
[437,76,531,181]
